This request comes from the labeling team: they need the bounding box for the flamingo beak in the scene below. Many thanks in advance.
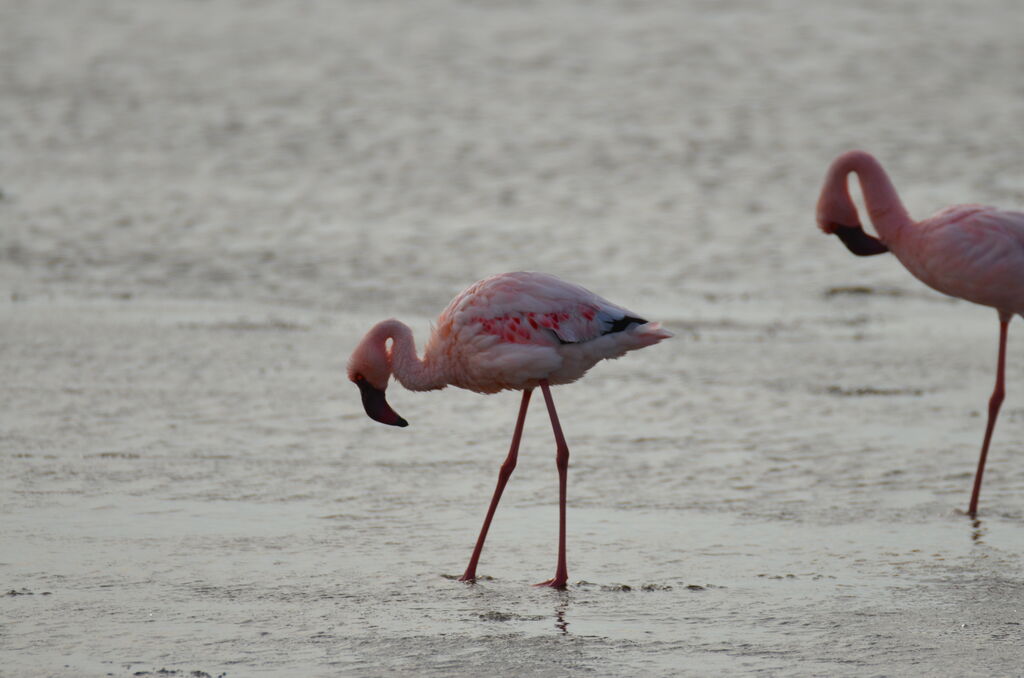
[830,223,890,256]
[355,379,409,427]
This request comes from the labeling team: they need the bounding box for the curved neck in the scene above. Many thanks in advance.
[824,150,914,245]
[373,319,447,392]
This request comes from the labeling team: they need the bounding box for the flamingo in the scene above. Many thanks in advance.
[816,149,1024,516]
[347,271,672,587]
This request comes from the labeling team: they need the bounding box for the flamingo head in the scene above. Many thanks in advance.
[348,327,409,428]
[816,151,890,256]
[816,188,862,237]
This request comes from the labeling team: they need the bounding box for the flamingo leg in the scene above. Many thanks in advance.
[968,316,1010,516]
[459,388,533,582]
[535,379,570,589]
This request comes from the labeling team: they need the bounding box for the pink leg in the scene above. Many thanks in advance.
[968,316,1010,516]
[459,388,532,582]
[535,380,570,589]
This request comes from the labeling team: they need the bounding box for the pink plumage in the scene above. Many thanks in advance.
[347,271,672,587]
[817,150,1024,516]
[426,272,671,393]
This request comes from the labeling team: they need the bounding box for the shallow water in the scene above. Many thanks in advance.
[3,1,1024,676]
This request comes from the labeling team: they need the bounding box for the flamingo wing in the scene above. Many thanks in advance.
[449,272,646,346]
[429,272,662,392]
[913,207,1024,312]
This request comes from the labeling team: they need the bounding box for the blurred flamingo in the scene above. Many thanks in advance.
[347,271,672,587]
[817,149,1024,516]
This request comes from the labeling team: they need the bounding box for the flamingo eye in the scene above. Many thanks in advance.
[352,373,365,383]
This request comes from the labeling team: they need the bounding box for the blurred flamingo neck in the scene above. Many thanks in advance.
[374,319,447,392]
[828,151,914,244]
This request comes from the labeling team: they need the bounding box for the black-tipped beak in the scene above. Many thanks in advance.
[356,379,409,427]
[832,224,890,256]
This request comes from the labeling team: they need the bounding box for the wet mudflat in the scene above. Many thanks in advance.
[2,1,1024,676]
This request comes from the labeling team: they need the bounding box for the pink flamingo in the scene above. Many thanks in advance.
[347,271,672,587]
[817,149,1024,516]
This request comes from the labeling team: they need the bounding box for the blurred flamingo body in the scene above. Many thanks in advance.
[348,271,672,587]
[817,150,1024,516]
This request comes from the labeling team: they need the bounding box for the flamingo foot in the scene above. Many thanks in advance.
[458,571,477,583]
[534,576,568,589]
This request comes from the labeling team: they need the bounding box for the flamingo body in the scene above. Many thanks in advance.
[817,150,1024,515]
[425,272,670,393]
[893,206,1024,314]
[347,271,672,586]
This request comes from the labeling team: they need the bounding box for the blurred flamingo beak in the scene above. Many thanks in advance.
[831,223,890,256]
[356,379,409,427]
